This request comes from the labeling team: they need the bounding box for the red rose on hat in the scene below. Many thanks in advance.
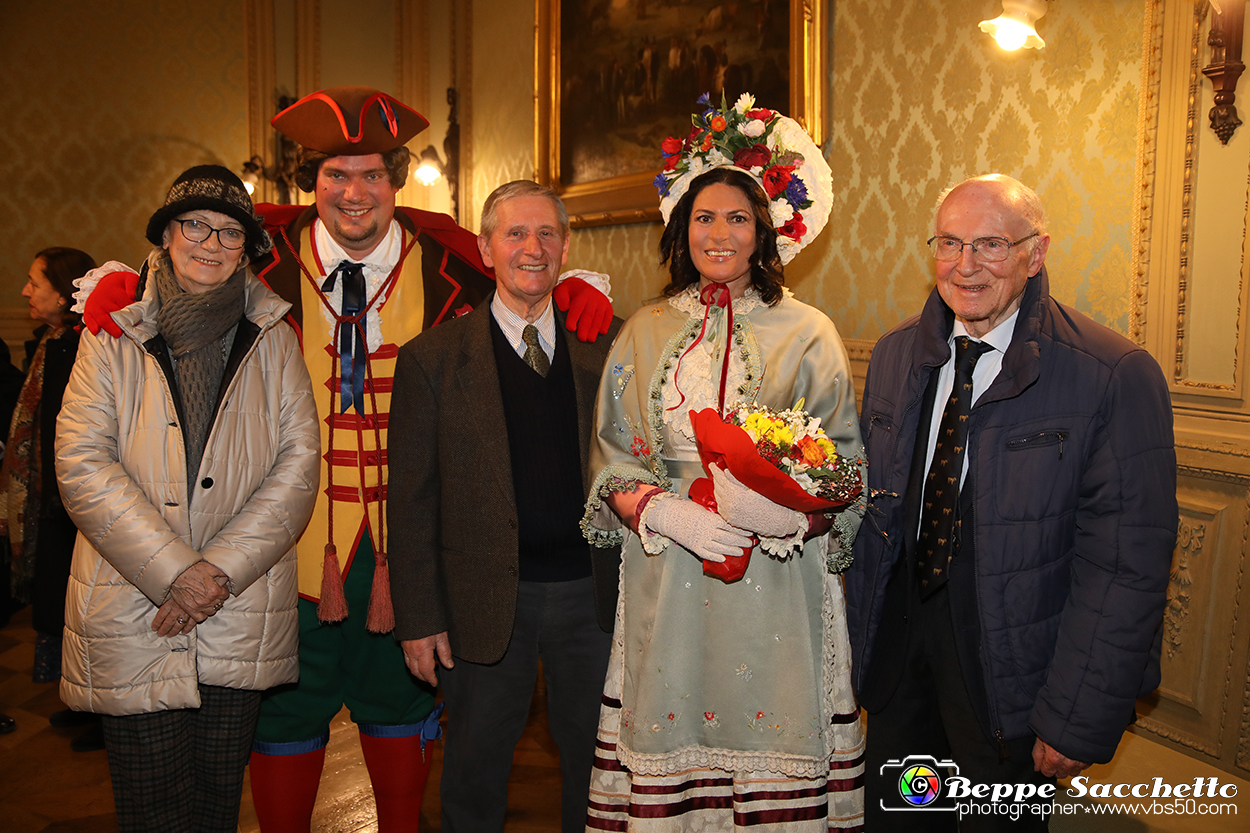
[733,144,772,171]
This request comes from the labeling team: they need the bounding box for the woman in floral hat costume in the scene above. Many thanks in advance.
[580,94,866,830]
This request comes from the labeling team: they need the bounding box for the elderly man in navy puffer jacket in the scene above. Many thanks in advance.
[846,174,1177,832]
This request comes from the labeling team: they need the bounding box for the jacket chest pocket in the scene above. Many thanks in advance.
[992,426,1080,522]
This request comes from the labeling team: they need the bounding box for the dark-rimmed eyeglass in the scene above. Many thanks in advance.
[926,232,1038,263]
[173,219,247,250]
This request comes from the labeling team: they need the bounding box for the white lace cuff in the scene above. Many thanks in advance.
[639,492,678,555]
[757,511,807,558]
[559,268,613,303]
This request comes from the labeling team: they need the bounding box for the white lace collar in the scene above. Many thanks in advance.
[667,284,788,317]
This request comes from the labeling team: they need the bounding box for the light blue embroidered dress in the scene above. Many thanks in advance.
[582,286,866,829]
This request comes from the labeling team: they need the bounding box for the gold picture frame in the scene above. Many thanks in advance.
[535,0,825,228]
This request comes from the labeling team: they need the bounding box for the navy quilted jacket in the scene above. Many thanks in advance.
[845,267,1177,764]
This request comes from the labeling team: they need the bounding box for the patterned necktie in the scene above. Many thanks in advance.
[522,324,550,377]
[918,335,992,598]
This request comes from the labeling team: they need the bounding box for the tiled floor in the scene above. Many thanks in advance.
[0,605,564,833]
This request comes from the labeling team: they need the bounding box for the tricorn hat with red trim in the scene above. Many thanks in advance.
[271,86,429,155]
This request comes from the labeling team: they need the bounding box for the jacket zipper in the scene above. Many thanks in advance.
[967,424,1011,762]
[1006,430,1067,460]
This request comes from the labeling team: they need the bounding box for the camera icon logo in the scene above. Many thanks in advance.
[899,761,943,806]
[879,755,959,812]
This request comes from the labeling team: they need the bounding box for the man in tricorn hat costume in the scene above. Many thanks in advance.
[84,85,613,832]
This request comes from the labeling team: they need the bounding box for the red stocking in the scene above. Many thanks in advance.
[249,747,326,833]
[358,733,433,832]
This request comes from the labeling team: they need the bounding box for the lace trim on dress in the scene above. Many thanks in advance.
[823,572,866,764]
[616,741,830,780]
[667,284,778,317]
[658,311,764,449]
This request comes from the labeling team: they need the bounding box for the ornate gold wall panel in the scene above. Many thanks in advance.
[1136,458,1250,774]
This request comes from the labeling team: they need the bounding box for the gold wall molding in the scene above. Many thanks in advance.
[397,0,430,122]
[1166,0,1250,397]
[1174,1,1208,387]
[459,0,474,228]
[1137,713,1222,755]
[1178,437,1250,458]
[1165,518,1204,659]
[245,0,280,206]
[1132,0,1166,345]
[296,0,320,97]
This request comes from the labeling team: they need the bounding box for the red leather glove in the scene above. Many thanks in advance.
[553,276,613,342]
[82,269,140,338]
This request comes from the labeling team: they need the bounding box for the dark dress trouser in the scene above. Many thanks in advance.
[863,576,1052,832]
[439,576,612,833]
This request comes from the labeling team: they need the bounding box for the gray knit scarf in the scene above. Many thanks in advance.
[151,250,246,499]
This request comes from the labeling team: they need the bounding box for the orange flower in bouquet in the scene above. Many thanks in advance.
[688,400,862,582]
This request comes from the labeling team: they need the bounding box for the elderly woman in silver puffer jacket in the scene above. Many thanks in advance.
[55,165,320,833]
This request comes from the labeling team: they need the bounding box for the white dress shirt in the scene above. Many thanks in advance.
[916,310,1019,536]
[490,293,556,364]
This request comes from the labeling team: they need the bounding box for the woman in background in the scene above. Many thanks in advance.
[0,247,99,748]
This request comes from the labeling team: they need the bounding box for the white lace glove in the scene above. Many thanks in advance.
[710,465,807,539]
[642,494,753,563]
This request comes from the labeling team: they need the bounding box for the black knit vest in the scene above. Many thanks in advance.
[489,314,593,582]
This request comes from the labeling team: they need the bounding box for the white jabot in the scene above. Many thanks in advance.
[312,218,403,349]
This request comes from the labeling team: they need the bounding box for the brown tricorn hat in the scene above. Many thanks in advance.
[271,86,429,155]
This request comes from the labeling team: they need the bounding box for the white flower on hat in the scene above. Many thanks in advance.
[769,200,794,228]
[777,237,799,263]
[742,119,765,138]
[734,92,756,114]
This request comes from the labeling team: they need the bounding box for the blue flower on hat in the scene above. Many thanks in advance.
[784,176,809,208]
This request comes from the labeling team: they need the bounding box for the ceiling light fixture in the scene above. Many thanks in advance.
[979,0,1047,51]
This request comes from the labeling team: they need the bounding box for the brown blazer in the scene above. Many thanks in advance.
[387,296,622,664]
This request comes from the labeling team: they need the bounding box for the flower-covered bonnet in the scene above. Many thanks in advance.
[655,93,832,265]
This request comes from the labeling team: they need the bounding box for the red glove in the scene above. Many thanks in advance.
[553,276,613,342]
[82,269,140,338]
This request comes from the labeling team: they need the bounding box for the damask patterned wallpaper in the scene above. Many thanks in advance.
[1,0,1146,346]
[467,0,543,231]
[0,2,249,309]
[564,0,1147,339]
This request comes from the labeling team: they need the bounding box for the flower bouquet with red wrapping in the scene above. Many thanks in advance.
[688,400,862,582]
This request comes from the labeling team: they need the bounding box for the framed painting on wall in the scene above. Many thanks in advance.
[535,0,825,228]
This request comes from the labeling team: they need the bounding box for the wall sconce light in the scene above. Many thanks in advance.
[414,146,444,186]
[410,88,460,222]
[979,0,1047,51]
[241,95,301,204]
